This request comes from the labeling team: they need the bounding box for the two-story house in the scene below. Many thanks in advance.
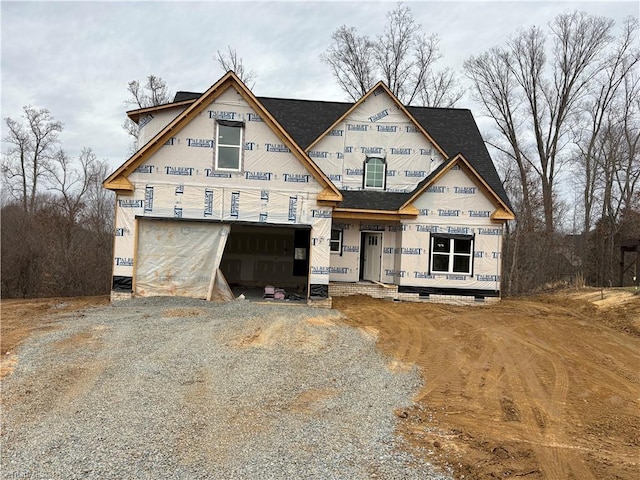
[104,71,514,305]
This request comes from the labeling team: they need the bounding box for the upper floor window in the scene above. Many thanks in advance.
[364,156,386,190]
[216,120,244,171]
[430,234,474,275]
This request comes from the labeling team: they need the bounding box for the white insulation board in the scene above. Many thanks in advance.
[310,89,445,192]
[113,84,505,295]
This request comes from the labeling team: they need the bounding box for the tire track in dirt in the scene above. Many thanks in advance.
[491,331,584,480]
[498,324,602,479]
[503,328,570,424]
[2,325,111,426]
[334,295,640,479]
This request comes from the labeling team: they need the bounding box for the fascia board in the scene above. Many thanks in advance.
[305,81,448,160]
[103,176,134,192]
[105,71,341,201]
[333,207,418,222]
[127,99,197,123]
[317,187,343,202]
[234,81,342,200]
[400,153,516,220]
[104,72,239,190]
[490,208,516,221]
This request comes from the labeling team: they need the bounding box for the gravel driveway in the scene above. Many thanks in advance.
[1,297,449,479]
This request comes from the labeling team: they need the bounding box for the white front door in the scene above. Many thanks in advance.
[362,233,382,282]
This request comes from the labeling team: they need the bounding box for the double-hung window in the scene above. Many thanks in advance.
[364,157,386,190]
[330,229,343,254]
[430,234,474,275]
[215,120,244,171]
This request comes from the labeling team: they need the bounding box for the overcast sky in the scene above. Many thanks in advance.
[2,1,638,173]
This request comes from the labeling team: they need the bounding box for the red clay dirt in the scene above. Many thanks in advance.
[334,289,640,480]
[2,290,638,479]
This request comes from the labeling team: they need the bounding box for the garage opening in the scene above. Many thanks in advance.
[220,224,310,298]
[134,218,310,301]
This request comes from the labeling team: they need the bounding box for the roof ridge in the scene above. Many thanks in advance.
[407,105,473,113]
[170,92,473,114]
[258,96,353,106]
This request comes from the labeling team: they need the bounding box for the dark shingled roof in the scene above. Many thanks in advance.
[407,106,511,209]
[339,190,413,211]
[257,97,352,150]
[168,91,512,210]
[260,97,511,210]
[173,91,201,103]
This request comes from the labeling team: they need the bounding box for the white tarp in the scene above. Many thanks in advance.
[135,220,230,298]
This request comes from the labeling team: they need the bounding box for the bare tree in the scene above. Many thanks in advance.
[125,75,170,109]
[1,145,115,298]
[597,74,640,225]
[322,26,375,102]
[321,2,462,106]
[83,157,114,235]
[2,106,63,214]
[419,67,463,109]
[215,46,257,88]
[465,11,615,233]
[122,75,171,145]
[465,48,539,229]
[0,102,115,298]
[47,147,100,225]
[617,73,640,213]
[574,17,639,236]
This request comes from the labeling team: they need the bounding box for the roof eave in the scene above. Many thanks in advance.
[491,208,516,222]
[103,176,133,192]
[333,206,418,221]
[400,153,515,220]
[105,71,342,199]
[304,81,448,160]
[126,99,198,123]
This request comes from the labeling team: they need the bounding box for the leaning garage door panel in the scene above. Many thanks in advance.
[136,220,229,298]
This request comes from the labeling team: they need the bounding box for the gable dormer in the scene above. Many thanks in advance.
[306,84,446,193]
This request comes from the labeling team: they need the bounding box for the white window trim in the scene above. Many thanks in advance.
[215,121,244,172]
[430,234,474,275]
[364,156,386,190]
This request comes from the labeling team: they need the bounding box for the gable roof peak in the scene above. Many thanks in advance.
[104,71,341,201]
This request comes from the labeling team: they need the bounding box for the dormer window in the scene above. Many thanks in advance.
[215,120,244,171]
[364,156,386,190]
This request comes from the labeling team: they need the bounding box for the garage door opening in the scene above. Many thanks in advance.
[220,224,309,299]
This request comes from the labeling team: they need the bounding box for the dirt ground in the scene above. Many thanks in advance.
[335,289,640,480]
[1,290,639,479]
[0,296,110,377]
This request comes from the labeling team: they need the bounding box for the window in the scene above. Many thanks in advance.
[330,229,343,254]
[364,157,386,190]
[430,234,474,275]
[215,120,244,171]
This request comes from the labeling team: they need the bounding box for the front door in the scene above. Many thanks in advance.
[361,232,382,282]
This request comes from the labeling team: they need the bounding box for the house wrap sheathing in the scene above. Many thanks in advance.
[104,71,514,305]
